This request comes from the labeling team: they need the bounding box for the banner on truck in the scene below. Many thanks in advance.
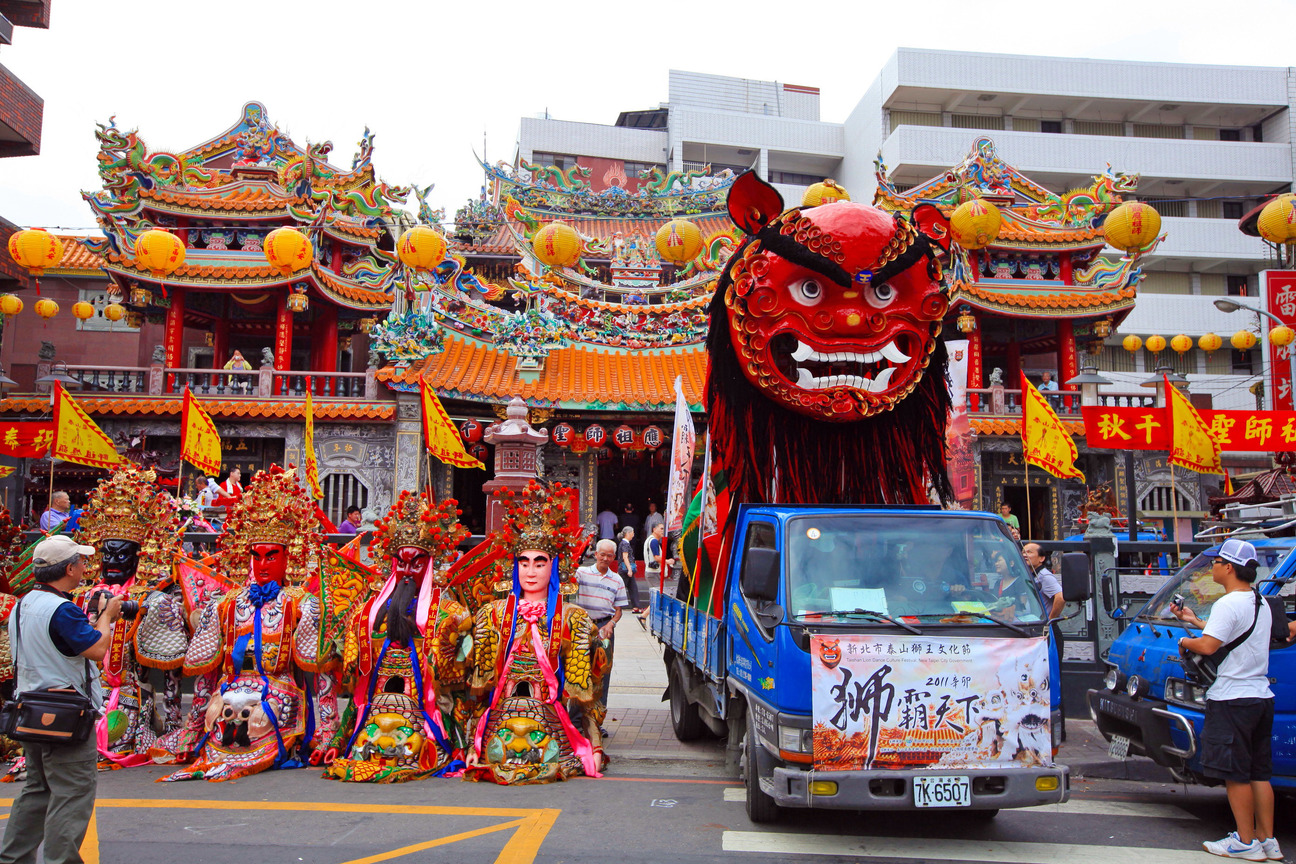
[810,634,1051,771]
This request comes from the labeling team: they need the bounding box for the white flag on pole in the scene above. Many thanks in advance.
[664,375,696,533]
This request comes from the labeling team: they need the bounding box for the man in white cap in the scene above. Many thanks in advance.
[1173,538,1278,861]
[0,535,121,864]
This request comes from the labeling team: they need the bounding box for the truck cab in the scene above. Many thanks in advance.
[1087,539,1296,787]
[653,505,1079,821]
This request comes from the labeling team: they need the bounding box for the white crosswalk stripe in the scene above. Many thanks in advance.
[721,832,1210,863]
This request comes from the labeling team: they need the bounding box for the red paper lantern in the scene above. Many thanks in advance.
[584,424,607,447]
[612,425,636,449]
[460,419,484,444]
[569,432,589,455]
[468,442,489,462]
[595,446,613,465]
[641,425,665,449]
[551,422,575,447]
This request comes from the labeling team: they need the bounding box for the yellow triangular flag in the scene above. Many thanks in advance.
[181,387,222,476]
[52,383,123,469]
[1167,374,1222,475]
[1020,372,1085,481]
[303,388,324,500]
[420,379,485,470]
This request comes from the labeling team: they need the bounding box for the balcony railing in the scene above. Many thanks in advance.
[47,364,378,401]
[967,387,1156,417]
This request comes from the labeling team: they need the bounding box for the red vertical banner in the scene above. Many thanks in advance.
[1057,320,1078,411]
[274,289,293,395]
[163,286,186,368]
[1266,271,1296,410]
[967,314,983,412]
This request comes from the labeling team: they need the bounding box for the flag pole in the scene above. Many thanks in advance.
[177,459,185,503]
[1023,457,1032,541]
[1170,465,1181,564]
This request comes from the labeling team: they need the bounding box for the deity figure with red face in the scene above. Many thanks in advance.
[464,483,606,785]
[324,491,472,783]
[151,465,339,782]
[71,465,188,769]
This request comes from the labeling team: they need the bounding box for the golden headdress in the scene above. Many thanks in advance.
[76,463,181,586]
[492,481,584,581]
[372,490,468,572]
[218,464,321,586]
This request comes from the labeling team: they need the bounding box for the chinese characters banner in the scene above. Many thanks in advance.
[0,422,54,458]
[1083,406,1296,452]
[1266,271,1296,411]
[809,634,1051,772]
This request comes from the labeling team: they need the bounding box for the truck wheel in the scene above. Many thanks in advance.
[744,725,781,823]
[669,667,705,741]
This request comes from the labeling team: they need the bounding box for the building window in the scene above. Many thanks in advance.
[1232,348,1257,375]
[1072,121,1124,137]
[1140,485,1193,513]
[1143,198,1187,218]
[321,473,369,529]
[1040,120,1063,134]
[1132,123,1185,140]
[623,161,663,179]
[529,152,580,172]
[950,114,1004,131]
[1227,275,1249,296]
[76,288,140,333]
[768,170,824,186]
[889,110,942,128]
[1222,201,1245,220]
[1219,128,1242,142]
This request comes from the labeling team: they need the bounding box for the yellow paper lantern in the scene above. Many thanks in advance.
[34,299,58,319]
[949,199,1003,250]
[1122,334,1143,353]
[532,221,581,268]
[655,219,704,264]
[0,295,23,316]
[7,228,63,275]
[802,180,851,207]
[1103,201,1162,253]
[1271,325,1296,348]
[1257,194,1296,245]
[397,225,448,272]
[134,229,185,278]
[103,303,125,322]
[71,301,95,321]
[264,228,313,276]
[1232,330,1258,351]
[1199,332,1222,353]
[1145,334,1167,354]
[1170,334,1193,355]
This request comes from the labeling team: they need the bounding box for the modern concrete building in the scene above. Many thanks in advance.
[0,0,52,294]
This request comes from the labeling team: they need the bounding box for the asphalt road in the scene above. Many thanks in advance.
[2,759,1289,864]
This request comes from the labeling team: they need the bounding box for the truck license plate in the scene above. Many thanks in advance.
[913,775,970,807]
[1108,734,1131,759]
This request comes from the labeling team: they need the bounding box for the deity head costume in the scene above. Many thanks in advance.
[465,482,606,785]
[74,465,186,767]
[153,465,337,782]
[325,490,472,783]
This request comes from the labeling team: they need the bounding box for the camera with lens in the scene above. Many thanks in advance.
[89,589,140,620]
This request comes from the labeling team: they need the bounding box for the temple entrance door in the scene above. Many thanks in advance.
[596,452,669,536]
[1002,485,1053,541]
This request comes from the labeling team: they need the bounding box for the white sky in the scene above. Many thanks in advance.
[2,0,1294,234]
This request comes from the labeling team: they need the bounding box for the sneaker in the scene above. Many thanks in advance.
[1261,838,1282,860]
[1203,833,1267,861]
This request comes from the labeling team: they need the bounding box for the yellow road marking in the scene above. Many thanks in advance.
[80,809,98,864]
[497,808,560,864]
[337,818,526,864]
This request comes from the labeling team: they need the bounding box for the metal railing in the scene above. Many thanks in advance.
[966,388,1155,416]
[49,365,378,401]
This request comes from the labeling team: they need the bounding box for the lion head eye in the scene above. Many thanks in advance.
[867,281,896,309]
[790,278,824,306]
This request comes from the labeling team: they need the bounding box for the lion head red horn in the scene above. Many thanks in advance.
[706,171,954,506]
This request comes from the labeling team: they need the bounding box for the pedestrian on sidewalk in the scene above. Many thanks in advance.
[1173,538,1280,861]
[644,523,669,591]
[573,540,628,713]
[644,501,664,537]
[617,526,642,612]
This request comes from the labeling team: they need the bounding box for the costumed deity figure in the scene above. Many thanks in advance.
[0,509,28,769]
[74,465,187,767]
[465,482,606,785]
[324,490,472,783]
[152,465,339,781]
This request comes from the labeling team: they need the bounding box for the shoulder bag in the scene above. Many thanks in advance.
[1179,590,1261,687]
[0,601,97,745]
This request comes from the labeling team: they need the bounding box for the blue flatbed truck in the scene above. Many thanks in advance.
[650,504,1087,822]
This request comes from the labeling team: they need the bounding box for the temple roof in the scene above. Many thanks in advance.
[46,236,103,275]
[970,418,1086,436]
[377,333,705,411]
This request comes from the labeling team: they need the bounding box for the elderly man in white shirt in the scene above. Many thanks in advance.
[572,539,628,716]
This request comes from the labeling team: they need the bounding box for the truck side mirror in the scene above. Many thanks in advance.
[741,547,781,603]
[1060,552,1091,603]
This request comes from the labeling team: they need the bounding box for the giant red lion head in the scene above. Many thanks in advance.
[706,172,954,506]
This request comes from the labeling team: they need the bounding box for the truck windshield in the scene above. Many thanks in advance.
[1141,545,1293,623]
[785,515,1047,624]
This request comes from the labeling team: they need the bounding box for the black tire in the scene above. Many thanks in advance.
[744,723,781,823]
[669,667,705,741]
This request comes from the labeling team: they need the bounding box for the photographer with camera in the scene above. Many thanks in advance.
[1172,538,1278,861]
[0,535,121,864]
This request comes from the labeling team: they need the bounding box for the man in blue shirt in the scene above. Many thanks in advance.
[0,535,122,864]
[38,492,70,533]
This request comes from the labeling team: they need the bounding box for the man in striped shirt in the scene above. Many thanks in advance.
[574,539,628,712]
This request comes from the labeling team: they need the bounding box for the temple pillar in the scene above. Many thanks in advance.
[968,312,983,411]
[274,290,293,395]
[314,304,338,374]
[1060,252,1073,286]
[481,397,550,534]
[163,286,186,368]
[1007,339,1021,397]
[331,240,342,276]
[212,298,229,368]
[1058,320,1079,410]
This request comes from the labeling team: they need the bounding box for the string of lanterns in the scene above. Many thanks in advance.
[1121,329,1281,355]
